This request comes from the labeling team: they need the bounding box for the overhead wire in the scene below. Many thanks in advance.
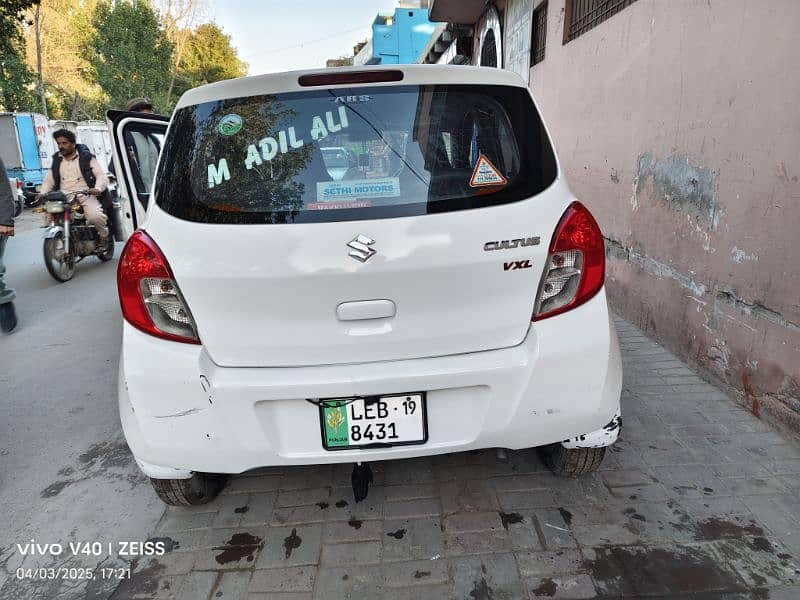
[263,25,371,53]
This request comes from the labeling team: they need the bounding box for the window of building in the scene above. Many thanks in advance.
[531,1,548,66]
[563,0,638,43]
[480,29,498,67]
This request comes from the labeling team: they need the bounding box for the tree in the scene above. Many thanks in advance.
[154,0,206,106]
[0,0,38,111]
[23,0,105,119]
[173,23,246,100]
[89,0,173,113]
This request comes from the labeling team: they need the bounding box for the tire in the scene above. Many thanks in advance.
[14,198,23,218]
[541,445,606,477]
[97,239,115,262]
[43,233,75,282]
[150,473,226,506]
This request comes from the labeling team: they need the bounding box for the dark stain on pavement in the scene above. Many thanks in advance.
[586,545,741,596]
[79,439,132,470]
[499,511,524,530]
[558,507,573,527]
[234,505,249,514]
[336,499,348,508]
[387,528,406,539]
[283,528,301,559]
[41,480,75,498]
[348,518,362,529]
[469,576,493,600]
[532,577,557,597]
[694,517,764,541]
[413,570,430,579]
[213,532,263,565]
[750,537,774,553]
[316,501,329,509]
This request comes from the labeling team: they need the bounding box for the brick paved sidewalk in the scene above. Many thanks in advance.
[111,317,800,599]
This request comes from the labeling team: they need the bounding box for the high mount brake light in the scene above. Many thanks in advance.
[298,70,404,87]
[533,201,605,321]
[117,231,200,344]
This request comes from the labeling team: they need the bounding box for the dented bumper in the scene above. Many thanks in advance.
[119,289,622,476]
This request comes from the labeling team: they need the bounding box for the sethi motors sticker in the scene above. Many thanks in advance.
[316,178,400,202]
[470,154,507,187]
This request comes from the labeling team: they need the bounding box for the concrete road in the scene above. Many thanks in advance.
[0,210,163,599]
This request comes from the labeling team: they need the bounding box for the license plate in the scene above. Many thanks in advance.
[319,393,427,450]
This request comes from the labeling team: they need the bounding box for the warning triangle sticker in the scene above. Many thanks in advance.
[470,154,507,188]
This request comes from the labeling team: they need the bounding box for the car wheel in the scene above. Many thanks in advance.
[541,445,606,477]
[150,473,226,506]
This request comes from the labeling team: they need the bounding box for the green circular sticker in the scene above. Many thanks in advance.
[218,114,242,136]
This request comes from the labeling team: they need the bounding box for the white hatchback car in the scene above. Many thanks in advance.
[109,65,622,506]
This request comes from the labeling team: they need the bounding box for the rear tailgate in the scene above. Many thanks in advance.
[148,77,561,367]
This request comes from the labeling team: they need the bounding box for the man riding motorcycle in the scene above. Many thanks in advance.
[38,129,111,252]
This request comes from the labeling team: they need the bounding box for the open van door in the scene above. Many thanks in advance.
[106,110,169,240]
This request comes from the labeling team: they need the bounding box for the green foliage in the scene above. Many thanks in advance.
[172,23,247,100]
[89,0,174,112]
[0,0,38,111]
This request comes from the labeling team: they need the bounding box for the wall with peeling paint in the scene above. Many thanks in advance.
[529,0,800,433]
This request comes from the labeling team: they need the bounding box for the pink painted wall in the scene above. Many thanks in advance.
[529,0,800,430]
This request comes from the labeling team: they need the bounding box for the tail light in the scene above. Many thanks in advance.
[117,231,200,344]
[533,201,605,321]
[16,180,22,190]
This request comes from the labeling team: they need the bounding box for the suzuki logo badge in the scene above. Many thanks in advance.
[347,235,376,262]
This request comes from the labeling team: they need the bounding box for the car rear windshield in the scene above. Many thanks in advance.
[155,84,557,224]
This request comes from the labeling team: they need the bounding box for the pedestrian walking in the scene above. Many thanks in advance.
[0,155,18,333]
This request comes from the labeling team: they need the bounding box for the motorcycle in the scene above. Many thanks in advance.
[40,189,114,282]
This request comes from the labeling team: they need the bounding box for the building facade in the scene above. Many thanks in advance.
[353,6,437,66]
[425,0,800,435]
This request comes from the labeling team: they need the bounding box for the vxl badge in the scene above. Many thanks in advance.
[348,235,376,262]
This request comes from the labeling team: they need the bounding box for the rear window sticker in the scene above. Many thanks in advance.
[218,114,243,136]
[207,158,231,189]
[311,106,350,141]
[307,200,372,210]
[243,107,350,169]
[316,178,400,202]
[470,154,508,187]
[245,127,304,169]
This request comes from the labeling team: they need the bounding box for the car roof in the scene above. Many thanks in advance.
[176,64,527,109]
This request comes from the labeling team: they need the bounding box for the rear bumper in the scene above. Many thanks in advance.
[119,289,622,476]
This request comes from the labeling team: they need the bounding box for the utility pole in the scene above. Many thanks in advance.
[33,4,48,118]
